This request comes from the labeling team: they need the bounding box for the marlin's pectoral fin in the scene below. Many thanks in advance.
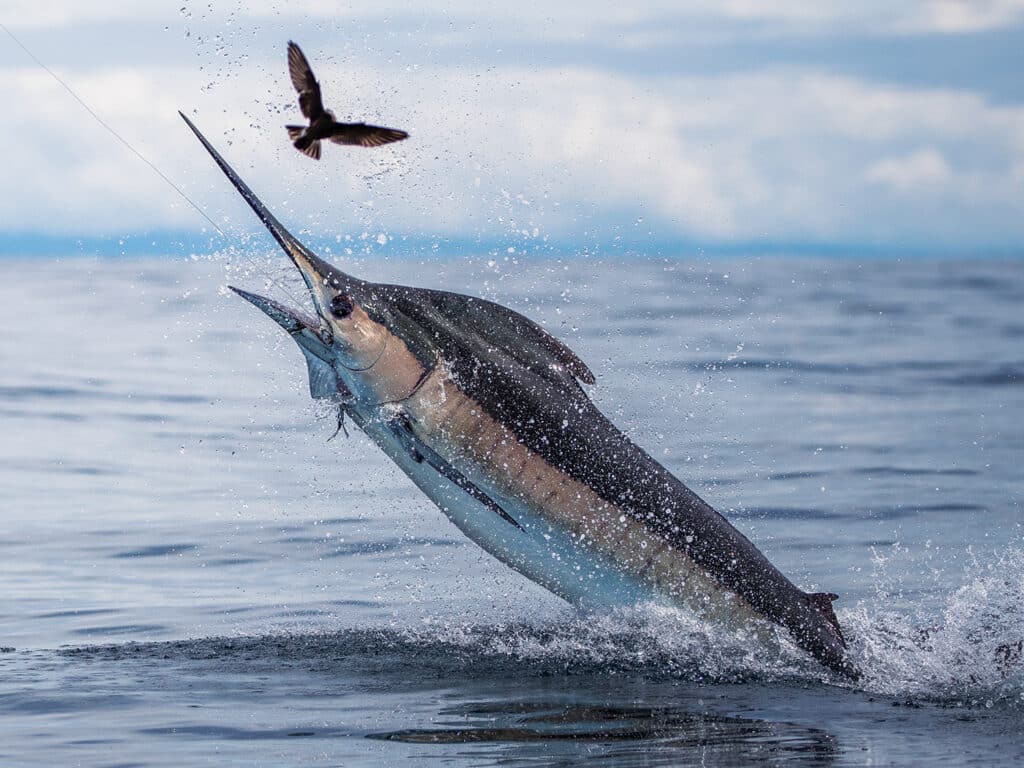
[388,414,424,463]
[390,414,522,530]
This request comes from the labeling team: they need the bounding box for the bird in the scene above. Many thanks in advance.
[284,41,409,160]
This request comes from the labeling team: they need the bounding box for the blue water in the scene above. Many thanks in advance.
[1,254,1022,766]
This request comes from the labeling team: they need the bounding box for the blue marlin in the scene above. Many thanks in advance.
[181,113,858,679]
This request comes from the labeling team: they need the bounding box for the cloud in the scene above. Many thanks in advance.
[5,1,1024,36]
[865,149,952,193]
[3,56,1024,247]
[2,5,1023,248]
[715,0,1024,34]
[903,0,1024,33]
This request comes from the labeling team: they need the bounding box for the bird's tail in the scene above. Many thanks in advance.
[286,126,321,160]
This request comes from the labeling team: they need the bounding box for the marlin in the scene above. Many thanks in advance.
[181,113,859,679]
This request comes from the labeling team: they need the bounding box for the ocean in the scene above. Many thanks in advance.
[1,253,1021,766]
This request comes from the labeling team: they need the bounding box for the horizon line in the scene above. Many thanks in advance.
[2,229,1023,260]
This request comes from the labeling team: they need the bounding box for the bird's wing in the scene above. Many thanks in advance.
[287,41,324,120]
[328,123,409,147]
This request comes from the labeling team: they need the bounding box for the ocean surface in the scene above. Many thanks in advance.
[1,253,1022,766]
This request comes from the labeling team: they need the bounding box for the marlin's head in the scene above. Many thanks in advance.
[181,113,433,405]
[227,287,346,402]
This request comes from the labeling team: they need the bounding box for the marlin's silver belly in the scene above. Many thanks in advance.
[351,364,762,628]
[350,401,658,609]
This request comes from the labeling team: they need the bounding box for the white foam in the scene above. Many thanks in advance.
[386,548,1024,706]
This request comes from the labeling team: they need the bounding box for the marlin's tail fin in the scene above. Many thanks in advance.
[808,592,845,646]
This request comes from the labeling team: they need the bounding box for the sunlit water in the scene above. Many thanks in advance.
[1,254,1022,766]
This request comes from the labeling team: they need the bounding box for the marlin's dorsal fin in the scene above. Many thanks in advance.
[384,285,595,390]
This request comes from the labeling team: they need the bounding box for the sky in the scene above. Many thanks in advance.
[2,1,1023,256]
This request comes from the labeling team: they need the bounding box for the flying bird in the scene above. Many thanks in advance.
[284,41,409,160]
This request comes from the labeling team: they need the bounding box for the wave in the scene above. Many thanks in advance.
[62,548,1024,710]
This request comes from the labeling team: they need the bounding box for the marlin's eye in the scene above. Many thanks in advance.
[330,293,354,319]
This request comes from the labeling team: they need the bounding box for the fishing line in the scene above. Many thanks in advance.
[1,22,225,237]
[2,22,312,308]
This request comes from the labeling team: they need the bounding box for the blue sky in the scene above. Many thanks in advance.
[2,1,1023,256]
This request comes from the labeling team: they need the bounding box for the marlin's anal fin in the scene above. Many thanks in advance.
[390,413,521,530]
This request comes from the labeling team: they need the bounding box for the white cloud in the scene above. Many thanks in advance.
[903,0,1024,33]
[865,149,952,193]
[3,58,1024,245]
[2,10,1024,246]
[711,0,1024,34]
[4,0,1024,36]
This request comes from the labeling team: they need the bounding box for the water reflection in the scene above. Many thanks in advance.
[373,701,837,766]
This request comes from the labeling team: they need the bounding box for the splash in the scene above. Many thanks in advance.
[393,607,829,686]
[848,547,1024,706]
[388,547,1024,706]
